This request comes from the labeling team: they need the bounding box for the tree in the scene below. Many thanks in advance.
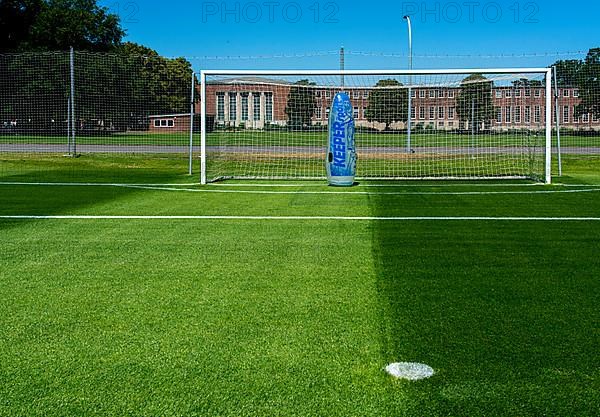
[512,78,543,87]
[285,80,316,130]
[74,43,194,132]
[364,79,408,130]
[0,0,124,52]
[576,48,600,119]
[0,0,45,52]
[456,74,495,132]
[553,59,583,87]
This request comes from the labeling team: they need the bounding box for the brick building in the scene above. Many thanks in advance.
[203,78,600,132]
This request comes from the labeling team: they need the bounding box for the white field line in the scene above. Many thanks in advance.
[113,184,600,196]
[2,181,599,188]
[1,216,600,221]
[2,181,600,196]
[0,182,198,187]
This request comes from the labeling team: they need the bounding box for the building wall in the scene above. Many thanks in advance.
[149,115,192,133]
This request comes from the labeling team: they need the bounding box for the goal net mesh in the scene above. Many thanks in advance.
[203,71,548,182]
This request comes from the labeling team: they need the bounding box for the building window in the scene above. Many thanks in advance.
[326,108,330,119]
[363,91,369,99]
[582,113,589,123]
[448,107,455,119]
[505,106,511,123]
[438,106,444,119]
[496,107,502,123]
[563,89,570,98]
[217,93,225,121]
[563,106,569,123]
[411,90,416,98]
[253,94,261,121]
[315,106,322,120]
[419,90,426,98]
[241,93,249,121]
[419,107,425,120]
[534,106,541,123]
[429,106,435,120]
[592,113,598,122]
[506,90,512,98]
[495,90,503,98]
[265,93,273,122]
[429,90,435,98]
[363,107,368,119]
[448,90,455,98]
[325,91,331,98]
[573,89,579,98]
[515,90,522,98]
[534,89,541,98]
[315,90,322,98]
[411,106,416,120]
[439,122,445,127]
[439,90,446,98]
[353,106,359,119]
[154,119,174,128]
[229,93,237,121]
[524,106,531,123]
[525,89,531,97]
[353,91,360,99]
[515,106,521,123]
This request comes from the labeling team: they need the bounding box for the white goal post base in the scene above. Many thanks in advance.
[200,68,553,185]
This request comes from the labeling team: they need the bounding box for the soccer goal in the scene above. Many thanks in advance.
[200,68,553,184]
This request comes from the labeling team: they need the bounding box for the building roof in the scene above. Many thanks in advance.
[148,113,191,118]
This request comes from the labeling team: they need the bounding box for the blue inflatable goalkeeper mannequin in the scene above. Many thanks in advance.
[326,92,357,186]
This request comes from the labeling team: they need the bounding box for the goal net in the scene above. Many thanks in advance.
[200,69,552,184]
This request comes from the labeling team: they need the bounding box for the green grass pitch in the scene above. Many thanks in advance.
[0,156,599,416]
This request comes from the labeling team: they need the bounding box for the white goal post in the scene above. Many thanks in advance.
[200,68,553,184]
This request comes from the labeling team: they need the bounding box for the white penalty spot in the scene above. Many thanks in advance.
[385,362,434,381]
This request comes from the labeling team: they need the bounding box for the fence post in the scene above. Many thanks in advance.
[552,66,563,177]
[67,94,71,154]
[69,47,76,156]
[189,70,195,175]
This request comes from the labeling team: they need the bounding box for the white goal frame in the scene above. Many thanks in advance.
[200,68,553,185]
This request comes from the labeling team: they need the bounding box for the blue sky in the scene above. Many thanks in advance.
[100,0,599,70]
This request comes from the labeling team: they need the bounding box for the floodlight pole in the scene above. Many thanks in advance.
[340,46,345,89]
[404,16,413,153]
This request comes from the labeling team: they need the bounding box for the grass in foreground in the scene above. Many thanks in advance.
[0,158,599,416]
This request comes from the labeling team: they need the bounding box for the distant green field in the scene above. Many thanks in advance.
[0,156,599,416]
[0,131,599,148]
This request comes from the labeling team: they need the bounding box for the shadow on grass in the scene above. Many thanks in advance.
[0,161,194,233]
[0,153,198,184]
[369,192,600,416]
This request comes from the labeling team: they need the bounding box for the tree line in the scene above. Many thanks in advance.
[0,0,194,133]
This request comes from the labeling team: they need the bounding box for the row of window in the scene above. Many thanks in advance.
[495,106,598,124]
[312,88,581,100]
[216,92,273,122]
[314,104,598,124]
